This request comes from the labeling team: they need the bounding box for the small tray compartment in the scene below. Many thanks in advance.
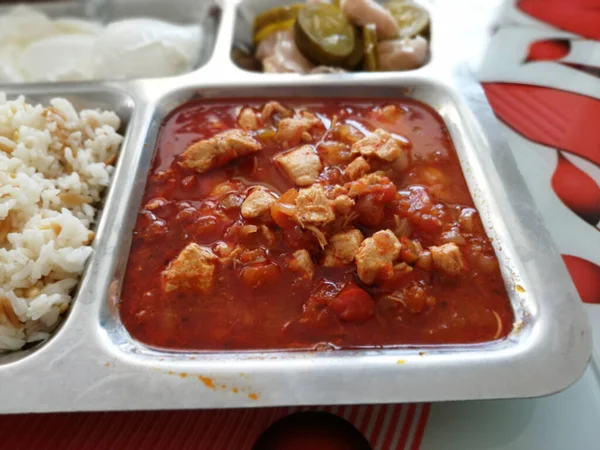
[0,85,135,366]
[232,0,433,74]
[0,0,221,84]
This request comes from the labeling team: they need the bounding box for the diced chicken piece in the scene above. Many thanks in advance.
[351,129,403,162]
[337,124,365,145]
[255,29,314,74]
[340,0,399,40]
[416,249,433,271]
[347,171,392,198]
[392,148,410,171]
[344,156,371,180]
[276,112,322,146]
[239,224,259,237]
[293,184,335,227]
[323,185,355,215]
[326,184,348,197]
[241,187,277,219]
[355,230,402,285]
[218,245,269,268]
[378,36,428,72]
[318,141,352,165]
[429,242,464,276]
[238,107,258,130]
[288,249,315,280]
[162,243,217,293]
[214,241,234,259]
[180,129,261,174]
[274,145,323,186]
[262,101,293,122]
[332,195,355,215]
[323,229,364,267]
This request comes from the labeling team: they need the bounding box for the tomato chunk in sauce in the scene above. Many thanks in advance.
[119,99,514,350]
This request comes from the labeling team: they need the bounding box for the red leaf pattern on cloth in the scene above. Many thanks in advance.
[526,39,570,62]
[563,255,600,304]
[518,0,600,39]
[482,83,600,169]
[552,153,600,226]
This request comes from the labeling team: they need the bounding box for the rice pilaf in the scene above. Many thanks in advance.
[0,93,123,351]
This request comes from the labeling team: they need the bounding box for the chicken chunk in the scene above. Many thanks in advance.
[162,243,217,293]
[347,171,392,198]
[332,195,355,215]
[318,141,352,165]
[255,29,314,74]
[218,245,268,268]
[180,129,261,174]
[276,112,322,146]
[378,36,428,72]
[323,185,355,215]
[293,184,335,227]
[288,249,315,280]
[274,145,323,186]
[323,229,364,267]
[262,101,293,122]
[351,129,403,162]
[344,156,371,180]
[241,187,277,219]
[238,107,259,130]
[429,242,464,276]
[355,230,402,285]
[340,0,399,40]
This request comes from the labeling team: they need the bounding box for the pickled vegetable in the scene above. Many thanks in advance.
[294,4,357,66]
[362,23,379,71]
[254,18,296,44]
[385,0,430,39]
[231,44,262,72]
[342,28,364,69]
[253,4,305,34]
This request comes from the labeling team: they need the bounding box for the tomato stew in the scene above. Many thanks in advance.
[119,98,513,350]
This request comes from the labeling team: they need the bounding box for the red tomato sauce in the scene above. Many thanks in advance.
[119,98,514,350]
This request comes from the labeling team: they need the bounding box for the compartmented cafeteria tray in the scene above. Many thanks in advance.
[0,0,591,413]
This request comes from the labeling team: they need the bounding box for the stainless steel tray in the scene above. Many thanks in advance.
[0,0,591,413]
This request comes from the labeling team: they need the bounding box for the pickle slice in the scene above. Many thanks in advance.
[253,4,305,34]
[343,27,364,70]
[385,0,430,39]
[294,4,356,66]
[362,24,379,71]
[231,44,262,72]
[254,18,296,44]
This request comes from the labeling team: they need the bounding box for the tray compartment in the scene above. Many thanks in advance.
[81,78,589,409]
[0,0,221,83]
[232,0,434,74]
[0,85,135,366]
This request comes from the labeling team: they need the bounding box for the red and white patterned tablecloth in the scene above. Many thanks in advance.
[1,0,599,448]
